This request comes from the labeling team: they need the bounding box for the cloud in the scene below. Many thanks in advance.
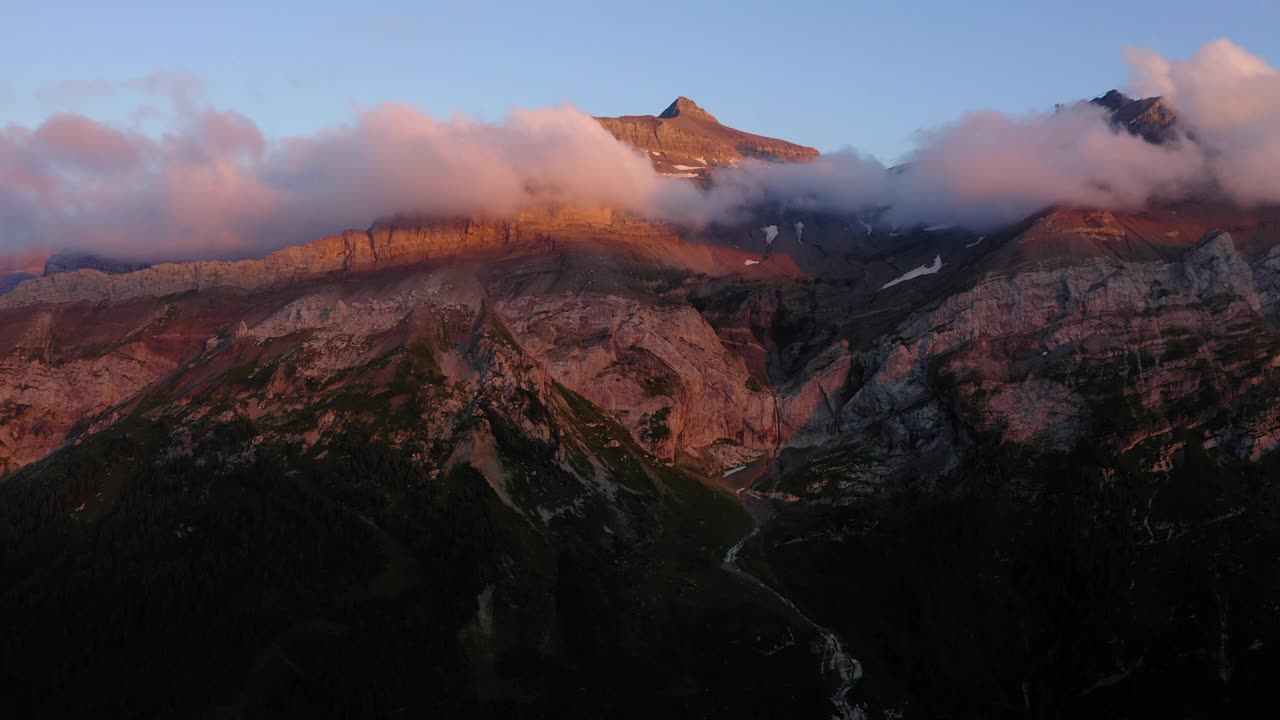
[653,102,1205,230]
[0,101,667,260]
[31,114,143,172]
[5,39,1280,262]
[1128,38,1280,205]
[661,38,1280,230]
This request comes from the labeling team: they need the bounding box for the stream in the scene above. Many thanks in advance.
[722,490,865,720]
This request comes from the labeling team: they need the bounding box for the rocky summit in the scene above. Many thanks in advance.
[1091,89,1182,144]
[597,96,820,178]
[2,95,1280,720]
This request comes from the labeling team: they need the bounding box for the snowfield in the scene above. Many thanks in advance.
[882,255,943,289]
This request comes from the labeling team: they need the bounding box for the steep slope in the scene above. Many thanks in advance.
[718,222,1280,718]
[0,258,850,717]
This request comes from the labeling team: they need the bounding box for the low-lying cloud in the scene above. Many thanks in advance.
[1,100,665,260]
[2,39,1279,261]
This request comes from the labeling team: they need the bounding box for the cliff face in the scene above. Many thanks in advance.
[0,208,703,309]
[495,293,777,464]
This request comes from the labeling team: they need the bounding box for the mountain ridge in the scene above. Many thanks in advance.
[4,90,1280,719]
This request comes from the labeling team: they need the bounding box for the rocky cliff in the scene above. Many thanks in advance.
[0,207,712,309]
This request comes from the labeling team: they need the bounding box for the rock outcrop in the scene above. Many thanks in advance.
[496,293,777,463]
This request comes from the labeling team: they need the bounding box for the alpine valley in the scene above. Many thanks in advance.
[3,93,1280,720]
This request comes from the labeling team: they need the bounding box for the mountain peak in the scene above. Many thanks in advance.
[658,96,718,123]
[597,96,817,167]
[1090,89,1179,144]
[1091,89,1133,112]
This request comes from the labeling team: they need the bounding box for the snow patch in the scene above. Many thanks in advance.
[661,172,700,178]
[673,164,703,171]
[924,224,954,232]
[762,225,779,245]
[744,259,761,266]
[882,255,943,289]
[964,235,986,248]
[723,465,747,477]
[793,221,805,244]
[856,218,872,237]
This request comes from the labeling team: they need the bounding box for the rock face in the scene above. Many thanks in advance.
[495,293,777,464]
[0,338,177,474]
[596,96,819,176]
[0,207,703,309]
[5,203,1277,478]
[768,229,1280,464]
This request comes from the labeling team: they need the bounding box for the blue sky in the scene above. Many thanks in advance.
[3,0,1278,163]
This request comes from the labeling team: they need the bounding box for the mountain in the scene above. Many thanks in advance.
[597,96,820,178]
[3,97,1280,719]
[1091,89,1181,144]
[42,251,151,276]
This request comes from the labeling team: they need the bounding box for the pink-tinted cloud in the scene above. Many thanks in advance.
[0,99,667,260]
[658,39,1280,230]
[5,39,1280,263]
[654,102,1205,230]
[31,113,142,172]
[881,103,1206,228]
[1128,38,1280,205]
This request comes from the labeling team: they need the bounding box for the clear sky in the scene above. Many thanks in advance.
[3,0,1278,163]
